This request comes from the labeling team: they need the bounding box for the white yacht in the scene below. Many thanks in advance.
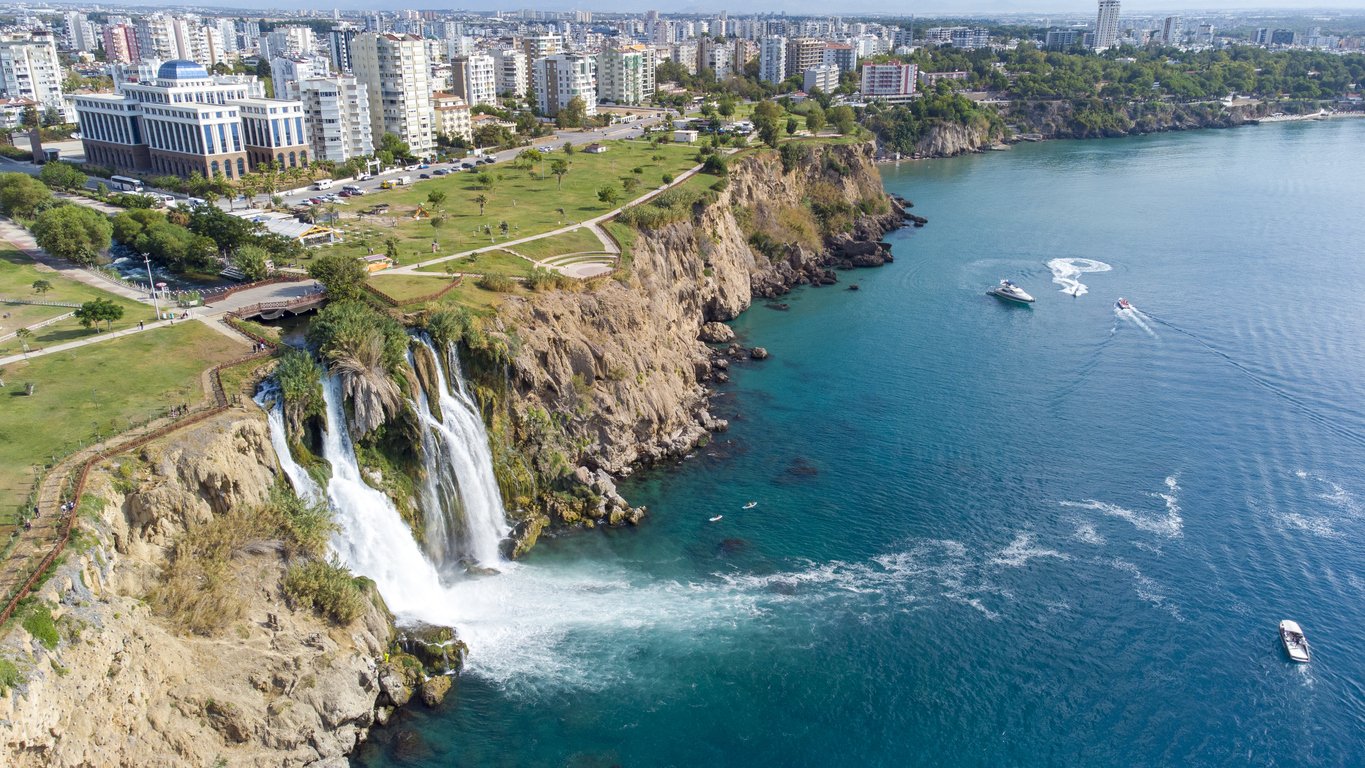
[988,280,1035,304]
[1280,620,1310,663]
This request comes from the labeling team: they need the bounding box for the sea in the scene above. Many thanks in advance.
[354,119,1365,767]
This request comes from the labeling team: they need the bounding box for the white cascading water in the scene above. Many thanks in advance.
[411,336,510,569]
[255,388,322,503]
[317,375,454,617]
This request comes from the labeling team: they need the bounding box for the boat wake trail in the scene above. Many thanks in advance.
[1060,475,1184,538]
[1143,312,1365,452]
[1047,257,1112,296]
[1115,304,1159,338]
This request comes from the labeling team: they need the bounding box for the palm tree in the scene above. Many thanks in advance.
[15,328,33,355]
[474,194,488,216]
[328,332,402,437]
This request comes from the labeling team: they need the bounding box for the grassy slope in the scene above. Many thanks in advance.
[0,321,243,523]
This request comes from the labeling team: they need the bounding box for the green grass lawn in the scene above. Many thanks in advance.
[0,321,244,525]
[322,140,701,267]
[503,228,607,262]
[0,249,154,357]
[411,249,537,278]
[601,220,638,264]
[367,273,461,303]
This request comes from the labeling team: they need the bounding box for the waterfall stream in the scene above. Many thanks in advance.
[411,336,511,570]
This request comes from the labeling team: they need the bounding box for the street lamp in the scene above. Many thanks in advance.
[143,253,161,320]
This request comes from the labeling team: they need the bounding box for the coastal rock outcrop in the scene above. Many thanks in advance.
[494,141,902,510]
[0,409,399,767]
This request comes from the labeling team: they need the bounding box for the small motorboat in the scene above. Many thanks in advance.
[988,280,1035,304]
[709,515,724,522]
[1280,620,1310,663]
[1116,298,1133,311]
[743,501,758,510]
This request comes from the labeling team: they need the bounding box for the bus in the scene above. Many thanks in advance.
[110,175,144,192]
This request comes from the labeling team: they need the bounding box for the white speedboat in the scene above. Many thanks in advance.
[709,515,723,522]
[1280,620,1310,663]
[988,280,1035,304]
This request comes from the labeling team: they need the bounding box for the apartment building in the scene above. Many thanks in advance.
[493,48,529,98]
[860,61,918,104]
[102,24,139,64]
[297,76,374,163]
[451,54,497,107]
[0,32,69,122]
[596,45,654,106]
[759,35,787,84]
[532,53,596,118]
[432,92,473,142]
[352,33,434,155]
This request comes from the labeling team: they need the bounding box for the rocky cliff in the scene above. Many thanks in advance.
[484,141,904,532]
[0,409,418,767]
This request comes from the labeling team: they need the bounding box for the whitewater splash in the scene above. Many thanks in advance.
[1046,257,1112,296]
[255,388,322,503]
[1059,475,1184,538]
[411,337,510,569]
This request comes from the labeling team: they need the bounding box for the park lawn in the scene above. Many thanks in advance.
[322,140,701,267]
[0,320,244,525]
[602,220,637,264]
[0,250,154,355]
[412,249,537,279]
[367,273,461,303]
[503,228,606,262]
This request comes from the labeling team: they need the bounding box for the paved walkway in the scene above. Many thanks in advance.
[0,218,150,303]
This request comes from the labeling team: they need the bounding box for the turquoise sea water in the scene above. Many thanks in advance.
[355,120,1365,767]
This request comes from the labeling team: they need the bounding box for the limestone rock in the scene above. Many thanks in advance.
[699,322,735,344]
[420,676,452,707]
[749,347,769,360]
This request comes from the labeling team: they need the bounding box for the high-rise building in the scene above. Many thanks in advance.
[1159,16,1183,45]
[859,61,917,104]
[1095,0,1121,50]
[759,36,787,84]
[352,33,434,155]
[260,26,315,60]
[329,25,358,72]
[102,24,139,64]
[596,45,654,106]
[803,64,840,94]
[1045,29,1081,50]
[786,38,824,77]
[493,48,529,98]
[271,56,331,100]
[297,75,374,163]
[431,92,472,142]
[698,37,733,80]
[522,34,562,61]
[74,60,304,179]
[532,53,596,118]
[451,54,497,107]
[0,32,68,122]
[62,12,97,53]
[822,43,857,73]
[135,14,180,61]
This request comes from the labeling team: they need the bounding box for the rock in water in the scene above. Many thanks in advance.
[420,676,453,707]
[749,347,769,360]
[699,322,735,343]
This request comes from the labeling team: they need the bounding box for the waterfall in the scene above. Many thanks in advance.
[255,388,321,503]
[315,375,452,617]
[412,336,510,569]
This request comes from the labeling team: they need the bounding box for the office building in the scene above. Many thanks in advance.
[1045,29,1081,50]
[235,98,310,170]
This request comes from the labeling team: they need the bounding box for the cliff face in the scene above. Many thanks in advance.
[1004,99,1268,141]
[0,410,395,768]
[490,142,901,527]
[915,122,1001,157]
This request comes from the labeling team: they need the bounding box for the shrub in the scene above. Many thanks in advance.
[661,173,675,184]
[274,348,324,436]
[476,273,516,292]
[525,266,569,292]
[21,603,59,650]
[702,155,728,176]
[283,559,366,625]
[0,657,21,694]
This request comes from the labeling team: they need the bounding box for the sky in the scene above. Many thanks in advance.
[88,1,1365,14]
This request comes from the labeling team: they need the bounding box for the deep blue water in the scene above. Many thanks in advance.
[356,121,1365,767]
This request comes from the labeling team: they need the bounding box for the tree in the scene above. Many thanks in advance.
[15,328,33,353]
[74,298,124,331]
[308,252,368,302]
[805,104,827,134]
[622,176,641,194]
[187,204,260,256]
[786,116,799,135]
[38,162,87,191]
[499,220,510,237]
[597,185,621,205]
[473,194,489,216]
[377,132,413,166]
[0,172,53,218]
[828,105,857,135]
[32,205,112,266]
[384,238,399,260]
[426,189,447,210]
[475,172,496,190]
[549,158,571,188]
[718,98,737,118]
[31,279,52,294]
[556,96,588,129]
[232,244,272,281]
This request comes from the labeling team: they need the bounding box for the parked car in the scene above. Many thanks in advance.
[460,163,474,170]
[418,163,430,169]
[481,157,496,165]
[432,168,448,176]
[357,173,373,181]
[419,173,431,179]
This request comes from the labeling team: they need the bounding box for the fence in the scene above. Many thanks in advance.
[0,297,82,308]
[364,276,463,308]
[0,348,276,628]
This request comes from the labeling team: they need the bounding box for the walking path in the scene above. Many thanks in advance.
[0,218,149,303]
